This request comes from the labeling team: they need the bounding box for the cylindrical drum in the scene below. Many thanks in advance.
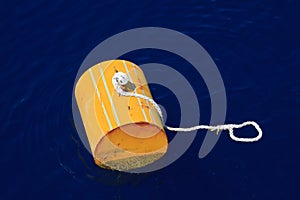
[75,60,168,171]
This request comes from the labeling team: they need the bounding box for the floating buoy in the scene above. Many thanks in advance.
[75,60,168,171]
[75,60,263,171]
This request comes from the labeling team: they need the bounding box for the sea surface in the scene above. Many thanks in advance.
[1,0,299,199]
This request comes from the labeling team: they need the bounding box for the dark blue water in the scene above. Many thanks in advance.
[1,0,299,199]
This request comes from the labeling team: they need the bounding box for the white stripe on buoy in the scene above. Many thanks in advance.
[123,60,148,122]
[89,68,112,130]
[100,67,120,126]
[132,64,157,126]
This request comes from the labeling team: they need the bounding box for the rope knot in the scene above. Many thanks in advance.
[112,72,129,85]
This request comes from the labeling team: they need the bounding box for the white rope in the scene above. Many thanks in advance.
[112,72,263,142]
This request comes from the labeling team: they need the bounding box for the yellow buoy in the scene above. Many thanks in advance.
[75,60,168,171]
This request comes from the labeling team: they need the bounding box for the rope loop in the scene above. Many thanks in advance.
[112,72,263,143]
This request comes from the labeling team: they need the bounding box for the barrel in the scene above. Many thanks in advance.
[75,60,168,171]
